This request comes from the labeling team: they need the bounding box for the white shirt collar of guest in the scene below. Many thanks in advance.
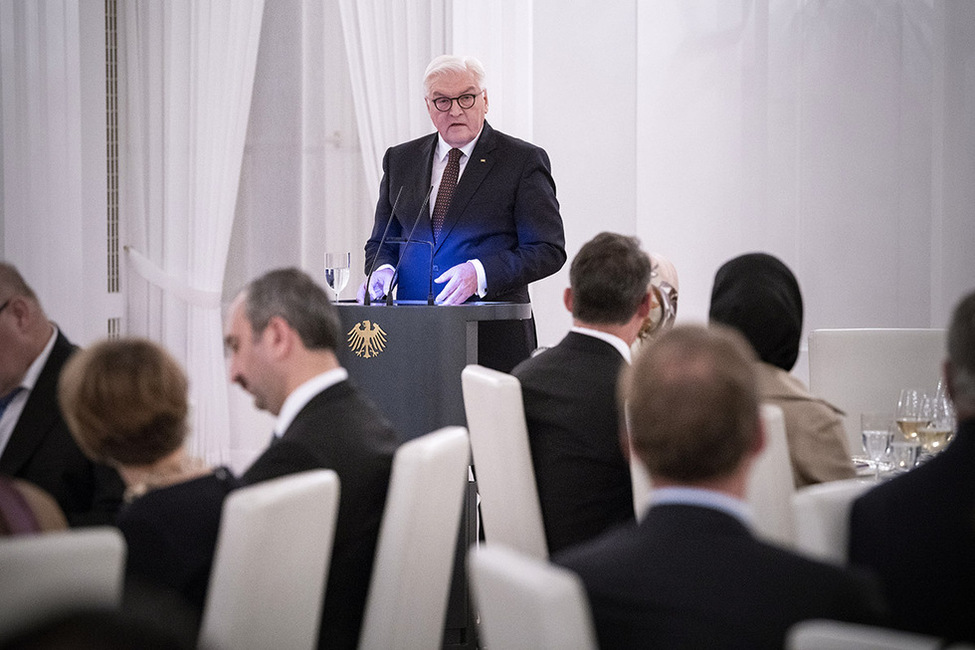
[274,367,349,437]
[0,325,58,456]
[436,128,481,163]
[570,326,632,364]
[648,485,753,528]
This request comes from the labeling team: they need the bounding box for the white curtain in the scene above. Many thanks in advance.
[122,0,265,464]
[337,0,448,194]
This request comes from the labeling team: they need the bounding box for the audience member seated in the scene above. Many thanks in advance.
[0,475,67,535]
[512,232,652,553]
[225,268,399,650]
[57,338,238,625]
[849,289,975,643]
[709,252,856,487]
[555,325,887,650]
[0,263,124,525]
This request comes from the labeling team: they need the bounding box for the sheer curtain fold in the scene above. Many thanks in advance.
[123,0,265,464]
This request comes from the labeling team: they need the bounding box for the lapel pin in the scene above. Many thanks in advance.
[480,158,486,163]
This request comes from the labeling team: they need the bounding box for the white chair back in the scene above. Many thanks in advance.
[792,477,873,563]
[787,619,944,650]
[746,404,797,546]
[199,469,340,650]
[462,364,548,559]
[468,544,597,650]
[808,328,946,455]
[358,426,470,650]
[0,527,125,638]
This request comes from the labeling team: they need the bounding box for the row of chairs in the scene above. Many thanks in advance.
[0,425,471,650]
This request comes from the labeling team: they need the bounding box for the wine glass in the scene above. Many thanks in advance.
[860,413,893,481]
[918,392,955,455]
[324,251,351,302]
[895,388,926,443]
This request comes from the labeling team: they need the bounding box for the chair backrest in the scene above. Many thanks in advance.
[792,477,873,564]
[468,544,598,650]
[787,619,944,650]
[358,426,470,650]
[808,328,946,455]
[199,469,340,650]
[746,404,797,546]
[461,364,548,559]
[0,527,125,638]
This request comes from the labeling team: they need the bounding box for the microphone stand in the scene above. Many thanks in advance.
[385,186,434,305]
[363,186,404,306]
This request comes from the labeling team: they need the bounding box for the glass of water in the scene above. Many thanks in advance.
[860,413,894,481]
[324,251,351,302]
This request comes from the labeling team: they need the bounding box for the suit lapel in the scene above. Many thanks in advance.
[405,135,438,242]
[434,121,497,253]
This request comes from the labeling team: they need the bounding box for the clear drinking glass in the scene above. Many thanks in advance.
[324,251,351,302]
[888,439,920,472]
[860,413,894,481]
[918,392,955,455]
[895,388,926,443]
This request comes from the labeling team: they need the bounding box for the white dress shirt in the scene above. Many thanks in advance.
[273,367,349,438]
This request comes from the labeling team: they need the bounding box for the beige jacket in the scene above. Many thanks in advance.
[756,362,856,488]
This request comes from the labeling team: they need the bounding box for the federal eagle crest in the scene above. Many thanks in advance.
[347,320,387,358]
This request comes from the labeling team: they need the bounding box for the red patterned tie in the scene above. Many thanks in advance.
[432,148,462,242]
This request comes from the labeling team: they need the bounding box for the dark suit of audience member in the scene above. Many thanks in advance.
[556,325,886,650]
[512,232,652,553]
[0,264,123,526]
[359,55,565,372]
[228,268,398,650]
[58,337,238,628]
[709,252,855,487]
[849,290,975,644]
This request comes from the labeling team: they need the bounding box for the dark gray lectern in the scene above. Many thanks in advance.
[336,300,531,441]
[335,300,531,649]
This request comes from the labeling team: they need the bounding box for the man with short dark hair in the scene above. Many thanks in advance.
[0,262,123,526]
[512,232,652,553]
[556,325,886,649]
[849,289,975,643]
[225,268,398,650]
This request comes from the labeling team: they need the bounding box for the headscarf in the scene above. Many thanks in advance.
[708,252,803,371]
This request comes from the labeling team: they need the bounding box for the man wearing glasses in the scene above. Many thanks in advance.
[359,54,566,372]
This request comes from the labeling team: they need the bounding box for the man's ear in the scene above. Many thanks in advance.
[563,287,573,314]
[262,316,294,358]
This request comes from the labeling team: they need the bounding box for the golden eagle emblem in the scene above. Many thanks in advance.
[347,320,387,358]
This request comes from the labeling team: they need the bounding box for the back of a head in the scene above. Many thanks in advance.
[570,232,652,325]
[423,54,486,94]
[947,289,975,416]
[243,267,340,351]
[0,263,38,303]
[0,476,67,535]
[57,338,188,467]
[708,252,802,371]
[624,324,760,483]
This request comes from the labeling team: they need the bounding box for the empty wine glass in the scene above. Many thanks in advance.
[861,413,893,481]
[895,388,926,443]
[324,251,351,302]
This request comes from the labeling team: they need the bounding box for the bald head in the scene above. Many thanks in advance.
[0,263,54,395]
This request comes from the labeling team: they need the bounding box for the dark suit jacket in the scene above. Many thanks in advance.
[512,331,634,553]
[364,122,566,371]
[242,380,398,650]
[849,419,975,643]
[0,330,123,526]
[556,504,886,650]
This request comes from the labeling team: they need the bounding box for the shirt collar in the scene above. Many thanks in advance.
[436,127,482,162]
[570,326,632,363]
[274,367,348,436]
[649,486,753,528]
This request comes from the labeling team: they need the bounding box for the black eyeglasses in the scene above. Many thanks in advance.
[429,92,480,112]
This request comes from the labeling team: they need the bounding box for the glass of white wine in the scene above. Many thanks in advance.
[324,251,351,302]
[860,413,894,481]
[895,388,926,443]
[918,392,955,455]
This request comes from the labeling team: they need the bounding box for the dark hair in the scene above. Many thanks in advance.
[243,268,340,351]
[569,232,652,325]
[625,324,760,482]
[947,290,975,412]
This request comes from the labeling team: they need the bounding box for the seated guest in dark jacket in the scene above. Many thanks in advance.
[0,263,124,525]
[58,338,238,622]
[225,268,398,650]
[709,252,856,487]
[849,289,975,643]
[555,325,886,650]
[512,232,652,553]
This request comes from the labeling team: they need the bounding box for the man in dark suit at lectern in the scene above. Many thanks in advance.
[513,232,653,554]
[225,268,398,650]
[556,325,886,649]
[357,54,566,372]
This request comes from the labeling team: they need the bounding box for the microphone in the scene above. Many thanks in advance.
[363,186,404,306]
[385,186,435,305]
